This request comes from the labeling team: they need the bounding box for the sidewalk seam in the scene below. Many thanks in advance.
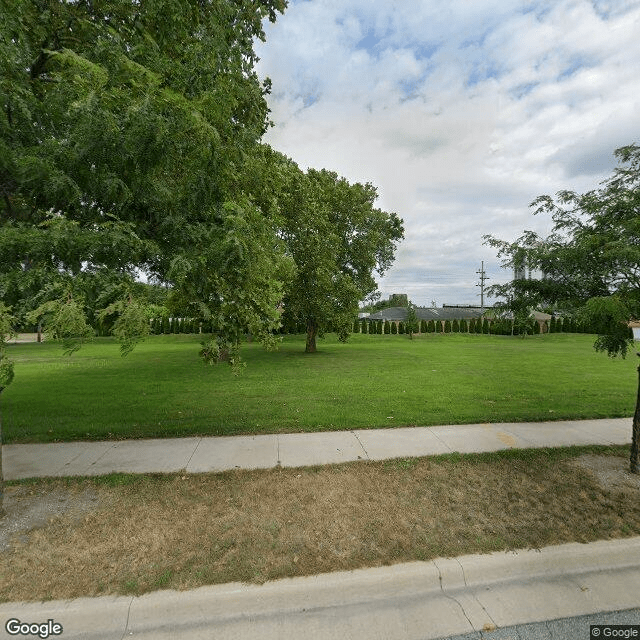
[79,443,118,475]
[183,438,203,472]
[429,428,454,453]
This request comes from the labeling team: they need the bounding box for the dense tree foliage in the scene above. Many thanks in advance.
[1,0,290,363]
[246,147,403,353]
[485,144,640,472]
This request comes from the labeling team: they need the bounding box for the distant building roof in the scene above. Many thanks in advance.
[367,306,484,321]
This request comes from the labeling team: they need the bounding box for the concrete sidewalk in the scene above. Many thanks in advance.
[2,417,631,480]
[1,536,640,639]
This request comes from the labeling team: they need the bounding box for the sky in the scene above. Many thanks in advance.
[254,0,640,307]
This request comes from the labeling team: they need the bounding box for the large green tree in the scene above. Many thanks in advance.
[1,0,290,362]
[242,146,403,352]
[485,144,640,472]
[276,162,403,353]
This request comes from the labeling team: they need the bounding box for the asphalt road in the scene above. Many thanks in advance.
[439,608,640,640]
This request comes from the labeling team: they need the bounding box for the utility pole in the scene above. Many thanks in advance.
[476,261,489,314]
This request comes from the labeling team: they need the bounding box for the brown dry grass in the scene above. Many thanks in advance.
[2,446,640,603]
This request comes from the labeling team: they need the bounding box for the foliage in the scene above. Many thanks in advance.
[1,0,290,365]
[27,295,93,355]
[485,143,640,471]
[0,303,16,392]
[405,302,419,339]
[257,150,403,352]
[98,298,150,356]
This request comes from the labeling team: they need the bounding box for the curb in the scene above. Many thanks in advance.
[2,537,640,639]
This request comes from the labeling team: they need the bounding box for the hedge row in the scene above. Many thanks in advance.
[144,316,634,337]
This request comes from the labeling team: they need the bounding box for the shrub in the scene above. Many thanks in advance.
[427,320,435,333]
[353,320,360,333]
[451,319,459,333]
[391,321,397,334]
[444,319,451,333]
[459,318,468,333]
[482,318,490,334]
[398,321,405,334]
[420,320,428,333]
[384,320,391,334]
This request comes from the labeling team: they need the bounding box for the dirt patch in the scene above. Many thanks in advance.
[571,454,640,495]
[1,484,104,552]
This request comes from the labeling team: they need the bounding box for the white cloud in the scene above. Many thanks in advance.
[256,0,640,306]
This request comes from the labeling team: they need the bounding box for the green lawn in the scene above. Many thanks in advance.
[1,332,636,444]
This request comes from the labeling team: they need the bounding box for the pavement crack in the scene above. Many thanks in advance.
[455,558,468,587]
[350,431,370,460]
[434,560,475,632]
[120,597,134,640]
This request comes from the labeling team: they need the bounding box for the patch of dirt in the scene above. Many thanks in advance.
[571,454,640,495]
[1,484,103,552]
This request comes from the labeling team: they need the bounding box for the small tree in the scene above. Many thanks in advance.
[391,321,398,335]
[452,319,460,333]
[460,318,468,333]
[406,303,419,339]
[384,320,391,334]
[443,319,451,333]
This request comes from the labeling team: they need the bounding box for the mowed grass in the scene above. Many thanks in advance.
[2,445,639,602]
[2,332,637,444]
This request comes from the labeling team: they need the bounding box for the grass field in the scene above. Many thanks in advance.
[1,332,637,444]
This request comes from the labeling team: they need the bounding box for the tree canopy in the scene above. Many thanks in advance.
[1,0,290,362]
[248,147,404,352]
[485,143,640,471]
[1,0,404,363]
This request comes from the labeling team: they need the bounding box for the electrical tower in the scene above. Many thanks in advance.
[476,261,489,314]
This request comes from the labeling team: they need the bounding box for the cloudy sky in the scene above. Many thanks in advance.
[254,0,640,307]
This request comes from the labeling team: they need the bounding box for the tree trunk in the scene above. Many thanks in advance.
[631,361,640,474]
[0,393,4,518]
[305,321,318,353]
